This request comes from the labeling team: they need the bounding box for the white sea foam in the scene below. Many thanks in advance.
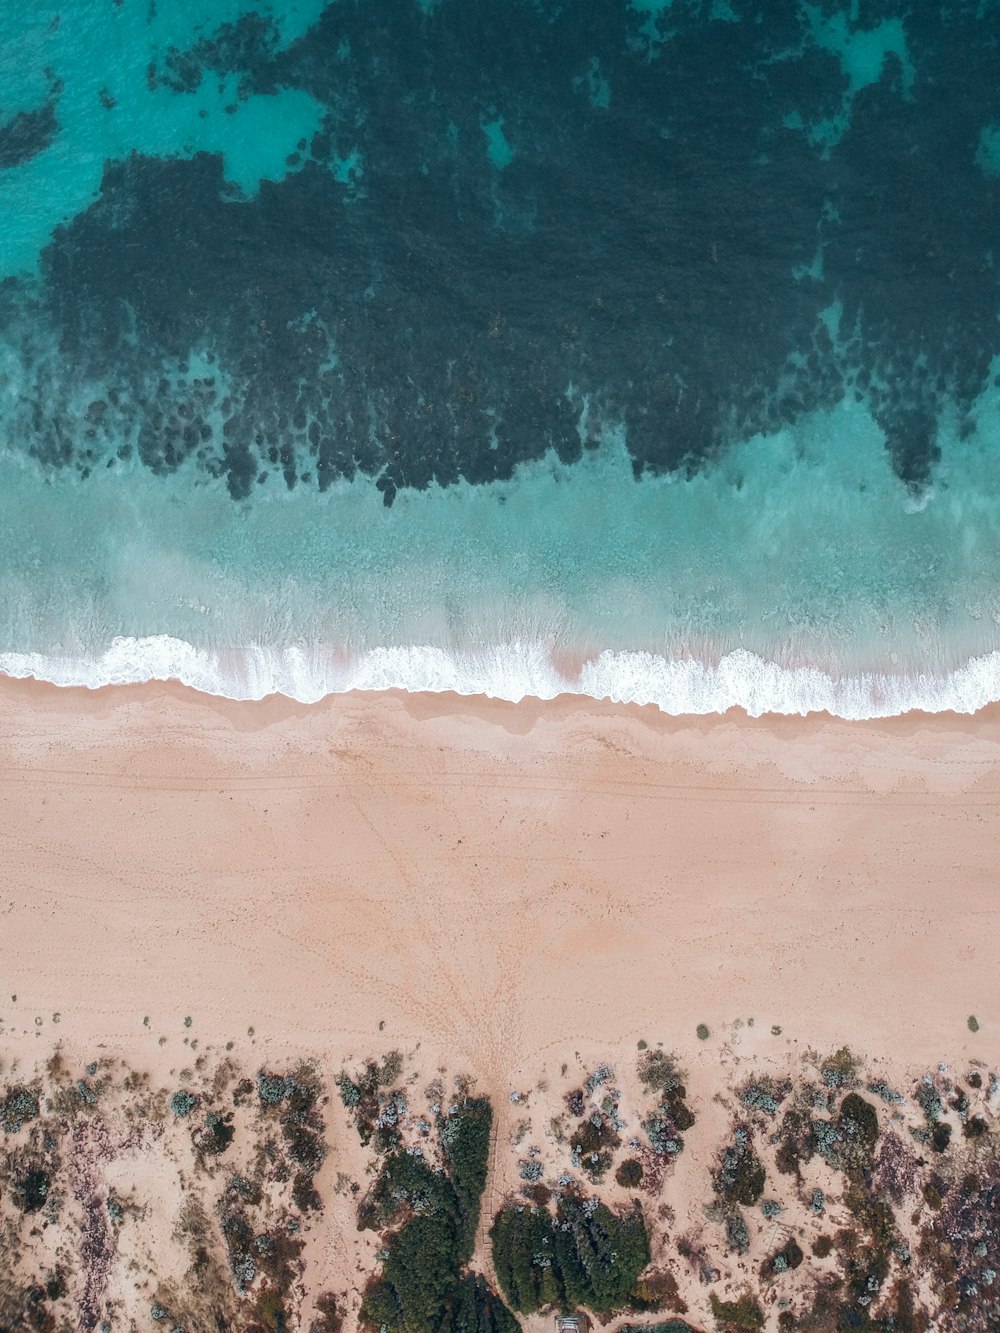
[4,635,1000,718]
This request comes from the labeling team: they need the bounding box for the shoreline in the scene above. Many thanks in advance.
[7,635,1000,717]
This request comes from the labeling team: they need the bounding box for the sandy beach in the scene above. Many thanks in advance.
[1,680,998,1332]
[0,678,996,1067]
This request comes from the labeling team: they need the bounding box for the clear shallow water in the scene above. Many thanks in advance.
[2,1,1000,715]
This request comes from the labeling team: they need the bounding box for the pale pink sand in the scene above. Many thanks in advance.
[0,678,995,1075]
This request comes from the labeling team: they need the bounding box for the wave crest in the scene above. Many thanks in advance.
[2,636,1000,718]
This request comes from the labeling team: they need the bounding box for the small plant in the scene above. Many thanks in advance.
[709,1290,764,1330]
[968,1015,980,1033]
[726,1211,750,1254]
[697,1024,710,1041]
[714,1127,766,1206]
[336,1073,362,1107]
[615,1157,644,1188]
[258,1072,295,1105]
[1,1085,40,1134]
[170,1090,196,1118]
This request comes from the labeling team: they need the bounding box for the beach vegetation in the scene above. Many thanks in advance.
[638,1051,695,1159]
[696,1025,710,1041]
[774,1101,814,1177]
[339,1053,408,1150]
[221,1207,257,1291]
[293,1171,322,1213]
[866,1078,904,1105]
[0,1085,40,1134]
[708,1291,764,1331]
[13,1168,51,1214]
[490,1195,650,1315]
[170,1089,196,1118]
[738,1077,790,1119]
[762,1237,803,1280]
[228,1174,263,1206]
[570,1110,620,1181]
[360,1099,510,1333]
[616,1158,643,1188]
[724,1211,749,1255]
[196,1109,235,1156]
[619,1323,698,1333]
[440,1096,492,1246]
[638,1050,681,1095]
[968,1015,980,1033]
[258,1072,297,1105]
[564,1087,586,1117]
[922,1180,943,1211]
[839,1093,879,1152]
[309,1292,341,1333]
[255,1287,287,1331]
[963,1113,989,1138]
[337,1073,362,1107]
[713,1128,766,1207]
[820,1047,860,1089]
[254,1065,327,1209]
[931,1121,952,1152]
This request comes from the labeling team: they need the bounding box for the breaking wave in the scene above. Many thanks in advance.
[4,636,1000,718]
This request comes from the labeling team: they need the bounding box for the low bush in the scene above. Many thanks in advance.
[491,1196,650,1315]
[709,1291,764,1331]
[616,1158,643,1188]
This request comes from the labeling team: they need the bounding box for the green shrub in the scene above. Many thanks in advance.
[0,1085,39,1134]
[615,1158,644,1188]
[439,1274,519,1333]
[441,1098,493,1257]
[359,1099,513,1333]
[839,1093,879,1151]
[697,1024,710,1041]
[170,1090,196,1118]
[714,1130,766,1206]
[491,1197,650,1315]
[968,1015,980,1033]
[709,1291,765,1330]
[620,1324,698,1333]
[363,1213,461,1333]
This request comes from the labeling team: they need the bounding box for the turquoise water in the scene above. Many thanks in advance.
[5,383,1000,715]
[2,0,1000,714]
[0,0,327,277]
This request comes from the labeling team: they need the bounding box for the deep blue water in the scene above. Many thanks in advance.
[2,0,1000,713]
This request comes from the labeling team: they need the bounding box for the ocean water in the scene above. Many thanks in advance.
[1,0,999,716]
